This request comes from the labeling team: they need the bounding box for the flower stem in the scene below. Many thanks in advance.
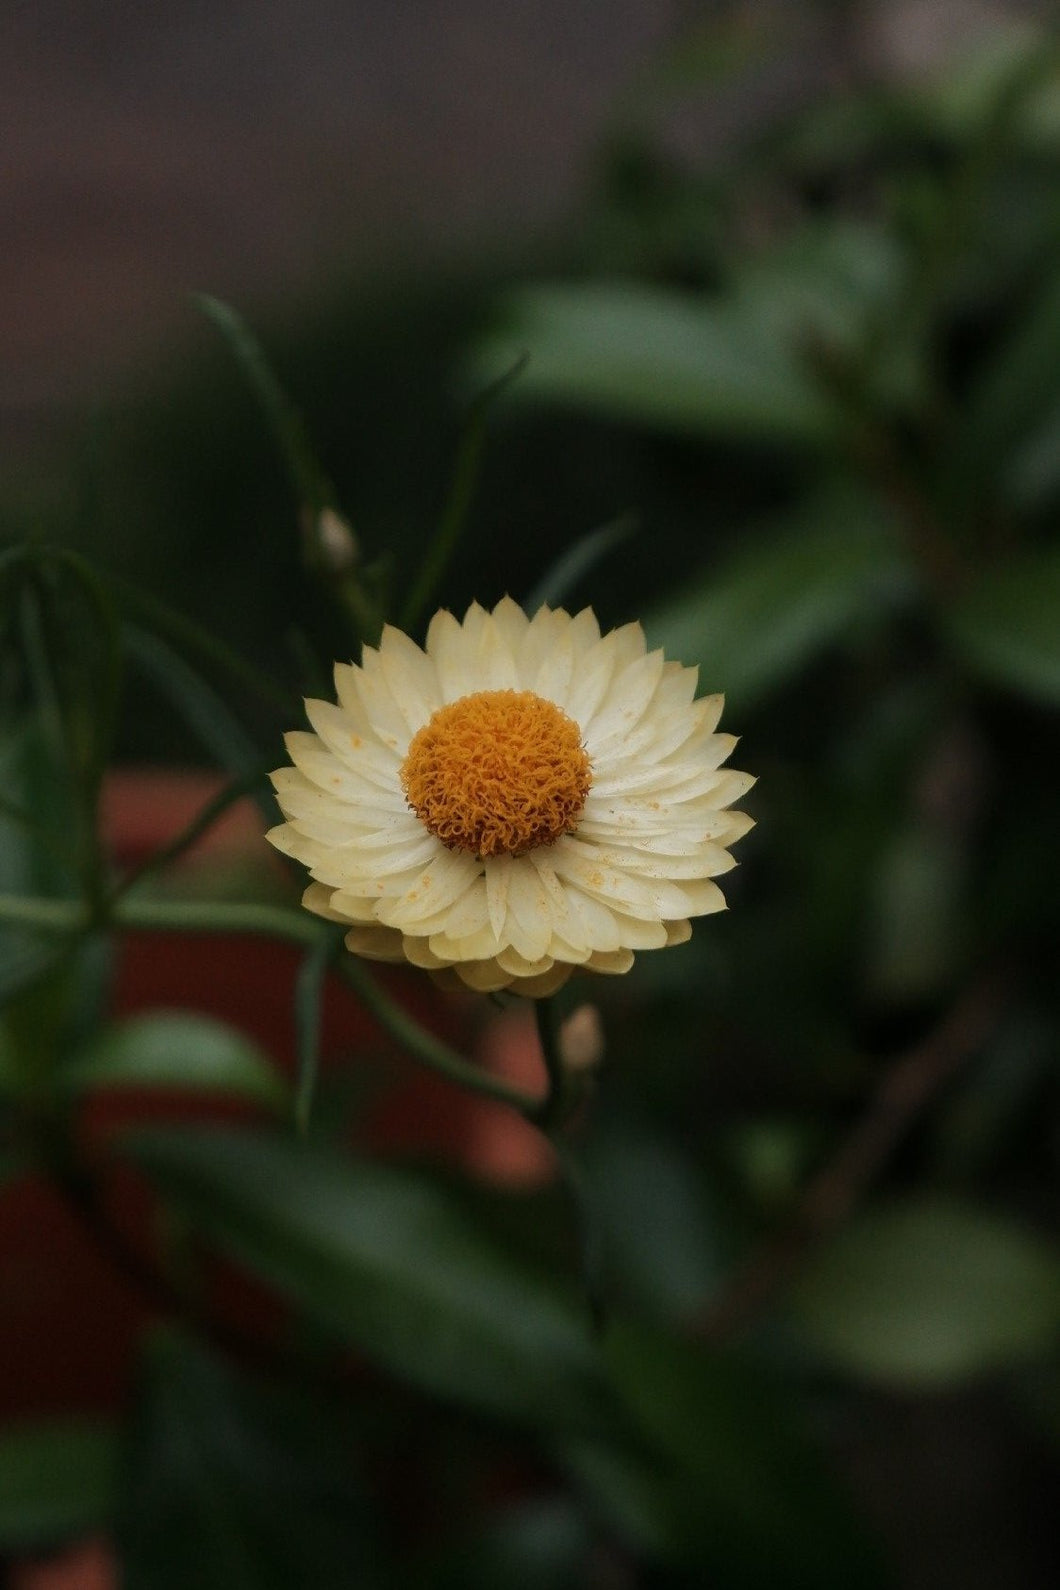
[531,996,567,1130]
[336,956,539,1116]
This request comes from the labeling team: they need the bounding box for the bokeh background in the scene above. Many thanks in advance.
[2,2,1059,1587]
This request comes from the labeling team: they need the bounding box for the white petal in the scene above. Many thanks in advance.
[380,849,482,930]
[375,627,440,732]
[591,744,742,801]
[433,877,490,941]
[504,861,555,962]
[677,877,728,915]
[526,851,588,954]
[583,649,666,751]
[496,946,554,979]
[563,887,624,952]
[281,734,408,812]
[475,609,521,690]
[301,882,349,923]
[513,964,575,997]
[344,925,407,961]
[516,607,565,686]
[429,923,501,961]
[585,948,636,976]
[343,660,415,754]
[303,702,405,789]
[425,608,471,702]
[454,959,513,993]
[564,653,618,733]
[401,936,450,970]
[531,625,575,705]
[485,854,512,938]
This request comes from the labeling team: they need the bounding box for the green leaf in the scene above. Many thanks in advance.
[197,295,338,518]
[0,724,101,1080]
[476,220,908,448]
[122,624,278,835]
[21,550,123,824]
[731,220,909,396]
[909,24,1060,150]
[119,1330,381,1590]
[791,1197,1060,1386]
[645,489,915,713]
[113,578,297,717]
[121,1126,608,1431]
[123,623,262,779]
[562,1321,886,1587]
[476,282,840,445]
[294,933,336,1135]
[525,513,638,613]
[61,1013,289,1113]
[0,1419,117,1549]
[945,544,1060,706]
[401,353,528,633]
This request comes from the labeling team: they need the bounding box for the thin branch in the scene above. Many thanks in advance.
[108,765,275,902]
[54,1157,306,1378]
[698,975,1007,1346]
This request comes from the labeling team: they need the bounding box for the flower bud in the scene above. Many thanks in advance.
[559,1004,605,1074]
[314,506,359,574]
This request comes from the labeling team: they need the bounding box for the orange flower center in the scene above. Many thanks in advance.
[400,689,592,858]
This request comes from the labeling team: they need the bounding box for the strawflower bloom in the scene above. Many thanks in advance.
[268,598,754,997]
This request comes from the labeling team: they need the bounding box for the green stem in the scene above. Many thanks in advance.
[108,766,274,903]
[532,996,567,1130]
[338,956,539,1116]
[0,891,540,1118]
[550,1136,607,1335]
[0,895,88,933]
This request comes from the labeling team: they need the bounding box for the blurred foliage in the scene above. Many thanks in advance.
[2,7,1060,1587]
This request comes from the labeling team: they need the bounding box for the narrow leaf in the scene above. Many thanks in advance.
[294,931,337,1135]
[401,353,528,632]
[525,513,637,613]
[197,295,338,516]
[475,282,839,445]
[122,626,277,831]
[645,490,915,713]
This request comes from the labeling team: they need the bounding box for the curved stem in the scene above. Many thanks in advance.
[338,956,539,1116]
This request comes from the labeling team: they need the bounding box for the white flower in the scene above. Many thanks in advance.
[267,597,754,997]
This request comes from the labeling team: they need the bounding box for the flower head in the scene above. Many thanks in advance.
[268,598,754,997]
